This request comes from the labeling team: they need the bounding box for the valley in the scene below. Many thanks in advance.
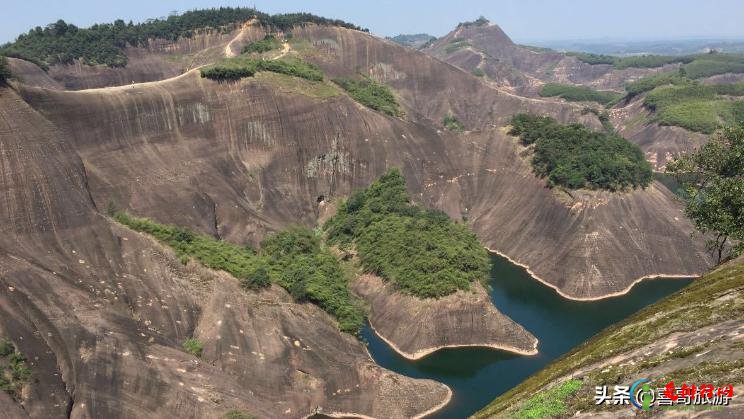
[0,6,742,419]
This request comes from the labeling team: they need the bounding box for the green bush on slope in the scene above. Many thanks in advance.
[324,169,490,298]
[242,35,281,54]
[539,83,623,105]
[643,82,744,133]
[201,56,323,82]
[509,113,652,191]
[112,212,364,335]
[332,77,402,117]
[0,56,11,83]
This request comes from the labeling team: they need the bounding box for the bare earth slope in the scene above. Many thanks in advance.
[352,275,538,359]
[0,85,452,418]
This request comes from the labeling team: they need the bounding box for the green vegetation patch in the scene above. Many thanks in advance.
[566,51,616,65]
[242,34,282,54]
[643,82,744,133]
[474,259,744,418]
[507,379,582,419]
[625,71,692,97]
[445,38,471,54]
[614,54,695,69]
[568,51,744,77]
[324,169,490,298]
[0,56,10,83]
[0,339,31,398]
[0,8,365,69]
[509,114,652,190]
[222,411,259,419]
[443,114,465,132]
[539,83,623,105]
[682,53,744,78]
[458,16,490,28]
[201,56,323,82]
[332,77,402,117]
[471,68,486,77]
[182,338,204,358]
[113,212,364,335]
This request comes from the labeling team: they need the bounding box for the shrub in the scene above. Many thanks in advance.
[471,68,485,77]
[242,35,281,54]
[643,83,744,133]
[260,227,365,334]
[0,8,365,68]
[624,71,692,97]
[681,53,744,79]
[539,83,623,105]
[182,338,203,358]
[113,213,364,335]
[508,379,583,418]
[0,340,31,397]
[458,16,490,28]
[332,77,402,117]
[566,52,616,65]
[614,54,695,69]
[443,114,465,132]
[508,114,653,191]
[0,340,14,357]
[223,411,258,419]
[201,56,323,82]
[445,39,471,54]
[0,56,10,83]
[325,169,490,298]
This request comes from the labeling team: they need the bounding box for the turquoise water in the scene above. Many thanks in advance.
[362,253,693,418]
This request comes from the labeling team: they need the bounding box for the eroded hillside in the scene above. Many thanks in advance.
[0,11,723,418]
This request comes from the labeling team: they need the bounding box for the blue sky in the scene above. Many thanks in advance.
[3,0,744,44]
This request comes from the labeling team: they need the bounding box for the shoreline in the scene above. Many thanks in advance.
[367,318,539,361]
[485,247,700,301]
[305,384,453,419]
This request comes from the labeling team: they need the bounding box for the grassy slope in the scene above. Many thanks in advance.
[474,258,744,418]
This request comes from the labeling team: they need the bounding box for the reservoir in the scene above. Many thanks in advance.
[362,253,693,418]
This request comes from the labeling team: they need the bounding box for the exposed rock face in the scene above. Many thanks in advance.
[611,96,708,170]
[423,23,672,95]
[14,21,712,299]
[0,86,450,418]
[352,275,538,359]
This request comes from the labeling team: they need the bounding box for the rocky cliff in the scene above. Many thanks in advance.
[0,85,451,418]
[352,275,538,359]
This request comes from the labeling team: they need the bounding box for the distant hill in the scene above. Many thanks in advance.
[388,33,436,49]
[527,38,744,56]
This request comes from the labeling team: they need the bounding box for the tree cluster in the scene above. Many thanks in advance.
[509,114,653,191]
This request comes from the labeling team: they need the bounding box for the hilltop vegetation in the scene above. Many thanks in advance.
[332,77,402,117]
[509,114,652,191]
[643,82,744,133]
[388,33,436,49]
[567,50,744,78]
[324,169,490,298]
[201,56,323,82]
[113,212,364,335]
[539,83,623,105]
[624,70,692,97]
[0,7,365,68]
